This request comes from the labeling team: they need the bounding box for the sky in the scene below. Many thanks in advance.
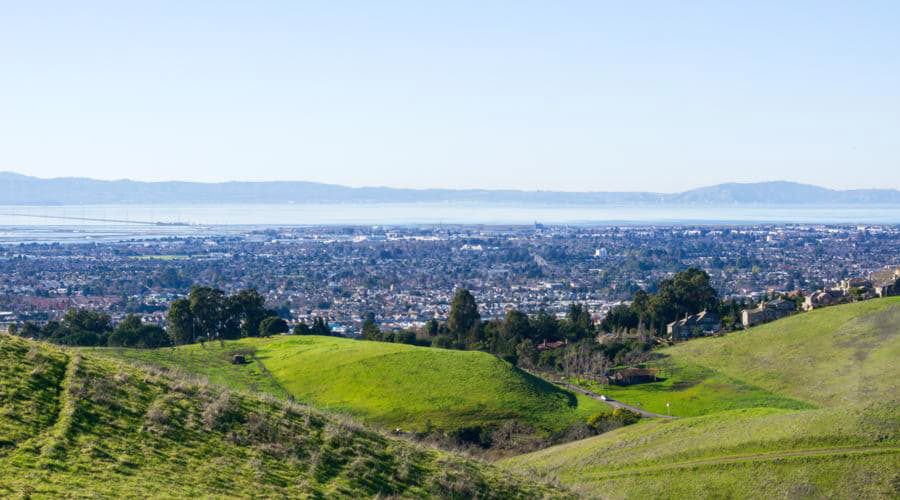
[1,1,898,192]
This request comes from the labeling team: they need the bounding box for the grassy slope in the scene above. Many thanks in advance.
[92,341,291,399]
[669,296,900,407]
[506,298,900,498]
[0,334,564,498]
[571,361,814,418]
[254,336,606,432]
[96,336,608,434]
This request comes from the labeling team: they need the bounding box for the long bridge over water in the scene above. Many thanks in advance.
[0,213,191,226]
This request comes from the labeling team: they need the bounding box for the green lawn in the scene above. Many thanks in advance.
[505,298,900,498]
[1,334,564,498]
[570,360,814,417]
[95,336,608,435]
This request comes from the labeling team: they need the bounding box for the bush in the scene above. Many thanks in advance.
[202,391,244,430]
[611,407,641,425]
[259,316,289,336]
[431,336,454,349]
[586,408,641,433]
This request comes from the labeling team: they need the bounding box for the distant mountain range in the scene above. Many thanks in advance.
[1,172,898,205]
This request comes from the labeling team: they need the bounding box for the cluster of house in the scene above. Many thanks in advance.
[803,269,900,311]
[666,267,900,342]
[666,310,722,340]
[741,297,797,327]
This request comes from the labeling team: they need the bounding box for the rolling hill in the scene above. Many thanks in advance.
[2,171,899,205]
[93,336,608,439]
[0,333,564,498]
[504,297,900,498]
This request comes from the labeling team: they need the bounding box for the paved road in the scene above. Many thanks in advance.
[557,382,676,419]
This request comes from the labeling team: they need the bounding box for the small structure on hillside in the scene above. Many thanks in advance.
[667,310,721,340]
[741,297,797,328]
[838,277,876,299]
[536,339,567,351]
[803,289,847,311]
[874,268,900,298]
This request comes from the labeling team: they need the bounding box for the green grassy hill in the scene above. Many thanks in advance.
[0,334,565,498]
[93,336,607,438]
[505,298,900,498]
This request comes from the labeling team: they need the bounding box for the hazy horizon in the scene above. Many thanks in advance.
[3,171,899,195]
[2,2,899,192]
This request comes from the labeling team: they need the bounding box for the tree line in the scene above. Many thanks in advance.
[8,269,726,381]
[7,286,334,348]
[362,268,726,377]
[599,268,737,334]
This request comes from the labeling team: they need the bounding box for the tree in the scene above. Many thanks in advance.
[514,339,536,368]
[600,304,638,333]
[310,317,332,335]
[259,316,289,336]
[563,303,593,341]
[56,308,112,346]
[188,286,227,341]
[647,268,718,333]
[108,314,143,347]
[362,318,381,341]
[136,324,170,348]
[424,319,440,337]
[293,321,312,335]
[448,289,480,342]
[531,309,559,342]
[431,335,453,349]
[227,289,268,338]
[166,298,195,345]
[62,308,112,335]
[503,309,533,342]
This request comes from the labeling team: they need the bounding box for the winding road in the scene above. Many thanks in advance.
[557,382,676,419]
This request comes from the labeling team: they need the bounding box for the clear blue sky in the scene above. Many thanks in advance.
[1,1,898,192]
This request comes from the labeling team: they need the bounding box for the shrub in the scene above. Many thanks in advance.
[586,408,641,433]
[611,407,641,425]
[431,335,454,349]
[202,391,244,430]
[259,316,289,336]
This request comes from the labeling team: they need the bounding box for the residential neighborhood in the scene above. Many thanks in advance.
[1,224,898,337]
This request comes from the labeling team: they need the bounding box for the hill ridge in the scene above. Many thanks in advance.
[1,171,898,205]
[503,298,900,498]
[0,334,564,498]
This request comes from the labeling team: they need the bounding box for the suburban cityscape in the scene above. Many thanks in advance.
[2,223,899,337]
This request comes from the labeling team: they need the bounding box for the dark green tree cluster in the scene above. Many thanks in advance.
[10,308,168,348]
[292,316,334,336]
[259,316,290,336]
[394,289,600,364]
[600,268,720,334]
[166,287,278,345]
[107,314,170,348]
[359,311,427,345]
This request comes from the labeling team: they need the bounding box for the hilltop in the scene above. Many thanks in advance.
[1,172,898,205]
[94,336,608,448]
[504,298,900,498]
[0,334,564,498]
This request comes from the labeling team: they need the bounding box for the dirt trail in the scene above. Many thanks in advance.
[587,446,900,479]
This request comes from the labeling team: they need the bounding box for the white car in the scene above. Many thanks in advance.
[600,395,608,401]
